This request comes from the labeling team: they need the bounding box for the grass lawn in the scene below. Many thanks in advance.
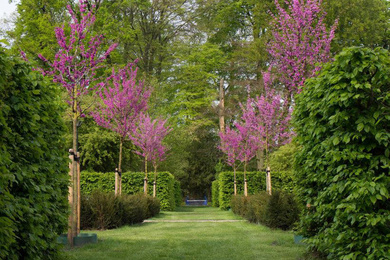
[66,207,305,260]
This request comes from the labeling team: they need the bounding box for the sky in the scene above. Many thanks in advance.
[0,1,18,19]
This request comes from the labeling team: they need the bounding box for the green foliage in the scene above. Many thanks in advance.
[174,180,182,207]
[80,191,160,230]
[211,180,220,207]
[214,171,294,210]
[0,49,68,259]
[323,0,390,53]
[231,192,300,230]
[294,47,390,259]
[80,171,178,210]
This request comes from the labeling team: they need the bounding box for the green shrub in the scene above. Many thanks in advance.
[294,47,390,259]
[211,180,219,207]
[0,49,68,259]
[216,171,293,210]
[231,192,299,230]
[80,192,160,229]
[80,171,178,210]
[265,191,300,230]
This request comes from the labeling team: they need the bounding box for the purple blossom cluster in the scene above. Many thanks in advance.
[269,0,337,95]
[37,0,118,115]
[91,63,151,139]
[129,113,172,169]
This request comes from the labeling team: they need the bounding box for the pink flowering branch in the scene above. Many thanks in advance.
[91,62,151,195]
[130,113,172,195]
[269,0,337,96]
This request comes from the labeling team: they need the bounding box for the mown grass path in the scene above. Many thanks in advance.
[67,207,305,260]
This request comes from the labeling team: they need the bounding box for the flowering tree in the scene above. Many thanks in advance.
[91,63,150,195]
[241,72,292,194]
[130,113,172,195]
[36,1,117,246]
[269,0,337,96]
[219,127,241,195]
[234,121,259,196]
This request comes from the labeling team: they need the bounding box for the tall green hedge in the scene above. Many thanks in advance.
[81,171,179,210]
[294,47,390,259]
[211,180,219,207]
[214,171,294,210]
[0,49,68,259]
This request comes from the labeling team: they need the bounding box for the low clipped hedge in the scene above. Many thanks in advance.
[231,191,300,230]
[80,191,160,230]
[81,171,179,210]
[214,171,294,210]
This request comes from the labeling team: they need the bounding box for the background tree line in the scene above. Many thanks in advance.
[2,0,389,198]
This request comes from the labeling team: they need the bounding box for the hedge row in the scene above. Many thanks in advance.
[81,191,160,230]
[212,171,294,210]
[231,192,300,230]
[80,171,181,210]
[0,49,68,259]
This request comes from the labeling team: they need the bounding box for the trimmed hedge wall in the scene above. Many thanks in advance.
[0,49,68,259]
[213,171,294,210]
[212,180,219,207]
[81,171,180,210]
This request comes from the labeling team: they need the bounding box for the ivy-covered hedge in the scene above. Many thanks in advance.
[214,171,294,210]
[81,171,179,210]
[0,49,68,259]
[294,47,390,259]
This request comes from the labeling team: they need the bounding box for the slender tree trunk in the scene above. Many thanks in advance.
[256,149,264,172]
[68,106,78,246]
[266,166,272,195]
[233,163,237,196]
[77,152,80,235]
[265,136,272,195]
[219,78,225,133]
[153,164,157,197]
[144,156,148,194]
[244,159,248,197]
[116,137,123,196]
[67,152,74,247]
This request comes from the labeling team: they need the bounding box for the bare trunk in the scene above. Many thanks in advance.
[153,164,157,197]
[117,137,123,195]
[67,152,74,247]
[244,159,248,197]
[68,109,78,246]
[144,157,148,194]
[219,79,225,133]
[233,163,237,196]
[265,136,272,195]
[77,152,80,235]
[266,166,272,195]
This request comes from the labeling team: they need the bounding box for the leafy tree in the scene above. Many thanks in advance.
[323,0,390,53]
[36,1,117,245]
[294,47,390,259]
[92,63,150,195]
[0,48,68,259]
[130,113,172,195]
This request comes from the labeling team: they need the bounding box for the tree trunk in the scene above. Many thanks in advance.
[233,163,237,196]
[266,166,272,195]
[68,109,78,247]
[153,164,157,197]
[244,160,248,197]
[116,138,123,196]
[77,152,80,235]
[67,152,74,247]
[256,149,264,172]
[144,156,148,194]
[219,78,225,133]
